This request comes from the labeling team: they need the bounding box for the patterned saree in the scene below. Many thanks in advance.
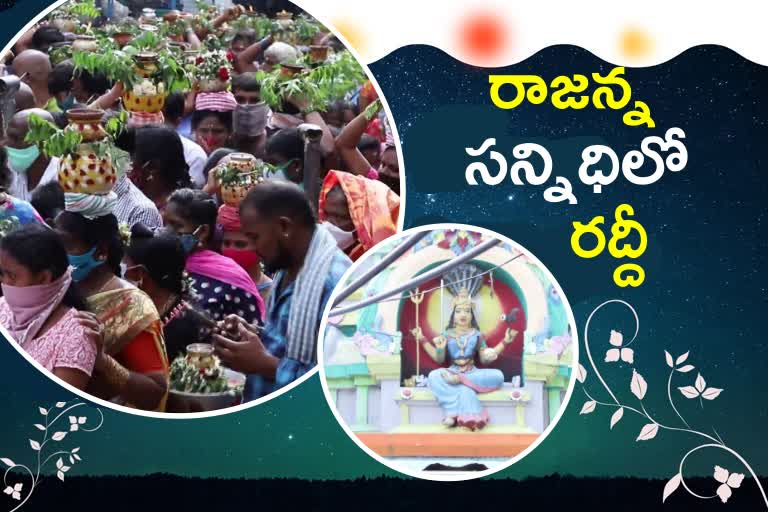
[86,288,169,412]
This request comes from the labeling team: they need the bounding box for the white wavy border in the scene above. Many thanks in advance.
[296,0,768,67]
[316,223,580,482]
[0,0,405,420]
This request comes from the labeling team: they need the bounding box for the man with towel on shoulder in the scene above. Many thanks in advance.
[213,181,351,400]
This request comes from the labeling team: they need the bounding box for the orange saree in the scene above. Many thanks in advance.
[318,170,400,261]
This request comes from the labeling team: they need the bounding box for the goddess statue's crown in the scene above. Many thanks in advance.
[451,287,474,308]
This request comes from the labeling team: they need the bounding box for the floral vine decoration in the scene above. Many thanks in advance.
[578,299,767,508]
[2,401,104,512]
[191,49,234,85]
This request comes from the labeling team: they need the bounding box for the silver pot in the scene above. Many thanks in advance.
[166,368,246,413]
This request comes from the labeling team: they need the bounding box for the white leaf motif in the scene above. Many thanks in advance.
[610,407,624,429]
[62,466,70,472]
[52,431,67,441]
[34,424,45,431]
[605,348,620,362]
[73,454,82,461]
[695,373,706,393]
[717,484,732,503]
[676,351,689,365]
[580,400,597,415]
[702,388,723,400]
[714,465,729,484]
[677,365,695,373]
[3,486,11,495]
[727,473,744,488]
[663,473,682,503]
[664,350,674,368]
[55,402,66,408]
[620,347,634,364]
[29,440,40,451]
[39,407,47,416]
[576,363,587,383]
[609,330,623,347]
[0,458,14,467]
[56,458,63,469]
[636,423,659,441]
[72,447,80,453]
[78,417,86,424]
[630,369,648,400]
[69,456,74,465]
[678,386,699,399]
[57,471,64,482]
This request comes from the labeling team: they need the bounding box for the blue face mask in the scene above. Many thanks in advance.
[178,226,202,255]
[58,95,76,111]
[68,246,104,282]
[6,145,41,174]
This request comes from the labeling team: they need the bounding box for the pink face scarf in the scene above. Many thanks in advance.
[185,250,265,321]
[1,268,72,345]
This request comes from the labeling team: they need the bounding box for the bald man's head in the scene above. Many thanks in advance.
[14,82,36,112]
[13,50,52,95]
[5,108,54,148]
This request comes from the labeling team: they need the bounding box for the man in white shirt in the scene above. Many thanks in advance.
[163,92,207,188]
[4,108,59,201]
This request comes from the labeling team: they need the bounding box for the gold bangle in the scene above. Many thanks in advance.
[101,355,130,391]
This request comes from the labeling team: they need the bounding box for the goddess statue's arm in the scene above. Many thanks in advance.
[479,329,519,363]
[410,327,447,364]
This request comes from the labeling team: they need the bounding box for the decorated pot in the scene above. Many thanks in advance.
[72,35,98,53]
[58,144,116,195]
[52,16,77,33]
[219,153,266,207]
[163,9,181,22]
[185,343,216,369]
[166,368,245,413]
[112,31,134,48]
[123,89,166,113]
[65,108,107,143]
[134,52,159,77]
[309,45,330,63]
[183,49,199,65]
[280,63,304,78]
[197,78,228,92]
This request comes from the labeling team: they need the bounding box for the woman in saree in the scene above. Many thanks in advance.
[163,188,264,324]
[54,211,169,411]
[124,223,214,362]
[317,170,399,261]
[0,225,96,390]
[413,288,516,430]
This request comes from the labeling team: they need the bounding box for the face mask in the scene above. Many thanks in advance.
[68,246,104,282]
[233,103,269,136]
[179,226,202,255]
[322,221,356,250]
[58,95,76,111]
[268,159,299,184]
[6,145,41,174]
[222,248,259,270]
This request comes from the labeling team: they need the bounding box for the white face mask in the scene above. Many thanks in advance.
[322,221,356,250]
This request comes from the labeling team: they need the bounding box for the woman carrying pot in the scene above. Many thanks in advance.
[163,188,264,325]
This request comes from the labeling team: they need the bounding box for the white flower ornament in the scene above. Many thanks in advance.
[604,329,634,363]
[3,484,22,501]
[715,466,744,503]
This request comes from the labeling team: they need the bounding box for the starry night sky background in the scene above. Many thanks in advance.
[0,0,766,483]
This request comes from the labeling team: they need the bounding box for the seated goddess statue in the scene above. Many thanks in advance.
[412,288,516,430]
